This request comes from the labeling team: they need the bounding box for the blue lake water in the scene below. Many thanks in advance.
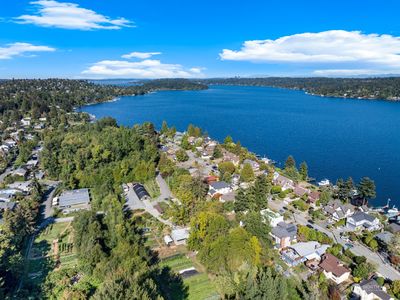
[79,85,400,207]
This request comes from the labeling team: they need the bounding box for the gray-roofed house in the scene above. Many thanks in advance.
[270,222,297,249]
[243,159,260,171]
[0,201,16,211]
[389,222,400,234]
[58,188,90,214]
[375,231,394,246]
[324,200,354,221]
[281,241,329,267]
[171,228,190,245]
[220,191,236,203]
[346,211,381,231]
[353,279,394,300]
[208,181,232,197]
[13,167,27,178]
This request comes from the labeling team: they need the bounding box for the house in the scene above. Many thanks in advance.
[8,181,32,193]
[164,235,173,246]
[324,200,354,221]
[260,208,284,227]
[308,191,320,207]
[388,222,400,234]
[0,201,16,211]
[375,231,394,247]
[12,167,28,178]
[132,183,151,201]
[281,241,329,267]
[222,151,240,166]
[270,222,297,249]
[220,191,236,203]
[273,172,294,191]
[4,139,17,148]
[26,159,39,169]
[58,188,91,213]
[319,253,350,284]
[243,159,260,171]
[346,211,381,231]
[294,186,310,197]
[208,181,232,197]
[171,228,190,245]
[353,279,394,300]
[20,117,31,127]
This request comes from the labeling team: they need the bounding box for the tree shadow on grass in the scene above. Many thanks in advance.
[155,266,189,300]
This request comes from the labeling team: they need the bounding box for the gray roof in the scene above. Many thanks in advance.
[0,201,16,210]
[359,279,392,300]
[375,231,394,244]
[272,222,297,239]
[351,211,376,223]
[59,188,90,208]
[389,222,400,233]
[210,181,230,190]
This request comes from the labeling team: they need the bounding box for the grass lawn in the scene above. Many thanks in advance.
[160,254,219,300]
[144,178,161,198]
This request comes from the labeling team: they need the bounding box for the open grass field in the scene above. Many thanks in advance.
[160,254,219,300]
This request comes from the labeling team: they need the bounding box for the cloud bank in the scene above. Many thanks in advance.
[121,52,161,59]
[82,56,205,78]
[220,30,400,75]
[15,0,133,30]
[0,42,55,60]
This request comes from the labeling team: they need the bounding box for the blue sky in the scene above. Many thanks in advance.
[1,0,400,78]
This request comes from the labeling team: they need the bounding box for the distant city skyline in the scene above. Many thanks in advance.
[2,0,400,78]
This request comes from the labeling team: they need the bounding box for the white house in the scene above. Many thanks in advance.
[208,181,232,197]
[20,117,31,127]
[260,208,284,227]
[353,279,394,300]
[319,253,350,284]
[346,211,381,231]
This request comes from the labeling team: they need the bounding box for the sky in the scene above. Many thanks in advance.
[1,0,400,78]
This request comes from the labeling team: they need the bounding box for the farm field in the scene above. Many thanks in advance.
[160,254,219,300]
[26,221,77,287]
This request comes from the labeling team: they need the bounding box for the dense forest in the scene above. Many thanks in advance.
[0,78,207,125]
[202,77,400,100]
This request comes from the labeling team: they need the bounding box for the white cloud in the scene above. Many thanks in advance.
[15,0,133,30]
[220,30,400,75]
[0,42,55,60]
[121,52,161,59]
[82,58,205,78]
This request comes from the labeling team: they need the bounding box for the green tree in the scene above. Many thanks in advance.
[241,163,255,182]
[299,161,308,180]
[160,120,168,135]
[176,149,189,162]
[213,145,223,159]
[358,177,376,202]
[285,155,296,169]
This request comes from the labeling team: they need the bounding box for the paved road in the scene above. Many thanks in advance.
[268,199,400,281]
[156,173,172,201]
[39,181,60,219]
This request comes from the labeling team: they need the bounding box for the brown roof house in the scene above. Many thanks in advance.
[319,253,350,284]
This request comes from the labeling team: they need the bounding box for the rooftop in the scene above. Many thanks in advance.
[319,253,350,277]
[59,188,90,208]
[358,279,392,300]
[210,181,230,190]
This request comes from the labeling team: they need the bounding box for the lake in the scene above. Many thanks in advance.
[79,85,400,207]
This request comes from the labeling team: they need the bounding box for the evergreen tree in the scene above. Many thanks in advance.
[299,161,308,181]
[241,163,255,182]
[358,177,376,202]
[285,155,296,170]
